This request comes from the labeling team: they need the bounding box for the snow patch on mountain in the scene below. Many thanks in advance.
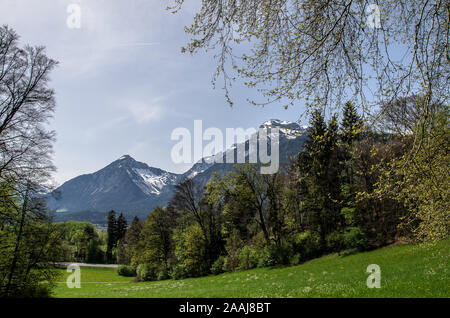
[132,168,177,195]
[260,119,304,140]
[181,156,215,180]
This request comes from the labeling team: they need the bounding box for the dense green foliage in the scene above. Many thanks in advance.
[55,221,105,263]
[0,182,64,297]
[376,102,450,241]
[53,238,450,298]
[117,216,143,265]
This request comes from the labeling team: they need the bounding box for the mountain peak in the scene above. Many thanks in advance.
[118,154,134,161]
[109,154,144,170]
[260,119,300,129]
[112,155,140,166]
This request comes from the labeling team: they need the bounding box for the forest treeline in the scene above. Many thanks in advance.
[49,211,128,265]
[115,100,449,281]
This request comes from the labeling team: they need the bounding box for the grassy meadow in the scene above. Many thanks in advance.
[53,239,449,298]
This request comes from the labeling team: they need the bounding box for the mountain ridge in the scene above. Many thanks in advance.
[50,119,308,223]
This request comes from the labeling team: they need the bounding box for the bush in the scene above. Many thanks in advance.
[117,265,136,277]
[221,256,231,272]
[157,268,170,281]
[136,264,157,281]
[293,231,322,261]
[222,252,239,272]
[210,256,226,275]
[256,244,282,268]
[343,227,367,250]
[238,246,258,270]
[289,253,301,266]
[170,264,187,280]
[255,243,294,268]
[325,231,344,252]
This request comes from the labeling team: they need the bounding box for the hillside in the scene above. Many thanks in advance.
[53,239,449,298]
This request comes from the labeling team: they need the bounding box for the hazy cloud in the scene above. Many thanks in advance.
[125,101,164,124]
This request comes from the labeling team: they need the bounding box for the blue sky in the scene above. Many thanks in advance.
[0,0,307,184]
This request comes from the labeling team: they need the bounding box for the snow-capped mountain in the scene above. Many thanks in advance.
[184,119,307,188]
[48,155,179,221]
[260,119,304,139]
[50,119,307,223]
[115,155,178,195]
[178,155,215,181]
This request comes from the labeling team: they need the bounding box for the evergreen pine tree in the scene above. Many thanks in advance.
[128,216,143,243]
[324,115,344,234]
[341,101,363,146]
[297,110,343,250]
[339,101,363,228]
[106,210,117,263]
[117,216,143,265]
[116,213,128,243]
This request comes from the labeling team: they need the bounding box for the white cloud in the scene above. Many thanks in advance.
[124,100,164,124]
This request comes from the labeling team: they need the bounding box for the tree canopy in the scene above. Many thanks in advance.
[171,0,448,118]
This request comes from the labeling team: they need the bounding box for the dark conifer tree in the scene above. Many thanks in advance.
[106,210,117,263]
[323,115,344,234]
[117,216,143,265]
[297,110,343,249]
[127,216,142,243]
[341,101,363,146]
[339,102,364,228]
[116,213,128,243]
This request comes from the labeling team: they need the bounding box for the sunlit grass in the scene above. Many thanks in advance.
[53,239,449,298]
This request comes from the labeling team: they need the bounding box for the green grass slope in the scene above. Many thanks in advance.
[53,239,449,298]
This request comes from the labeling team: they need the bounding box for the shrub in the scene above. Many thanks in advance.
[325,231,344,252]
[170,264,187,280]
[157,268,170,281]
[222,230,243,272]
[210,256,226,275]
[222,252,239,272]
[256,244,280,268]
[238,246,258,270]
[255,243,295,268]
[343,227,367,250]
[117,265,136,277]
[289,253,301,266]
[136,264,157,281]
[221,256,231,272]
[293,231,322,260]
[269,242,293,266]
